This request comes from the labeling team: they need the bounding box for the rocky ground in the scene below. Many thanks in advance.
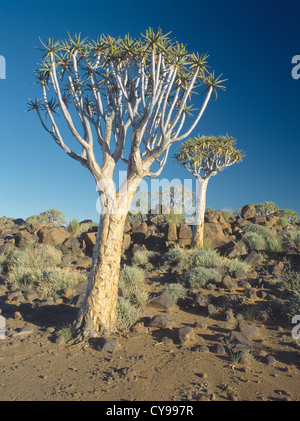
[0,204,300,401]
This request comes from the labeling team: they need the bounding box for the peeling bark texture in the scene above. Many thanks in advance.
[76,210,127,338]
[192,178,209,249]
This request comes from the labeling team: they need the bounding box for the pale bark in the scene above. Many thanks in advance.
[76,178,140,337]
[76,211,127,337]
[192,177,209,249]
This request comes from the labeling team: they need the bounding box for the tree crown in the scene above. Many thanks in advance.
[174,135,244,179]
[27,28,226,189]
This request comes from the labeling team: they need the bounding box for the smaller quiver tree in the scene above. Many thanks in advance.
[175,135,244,248]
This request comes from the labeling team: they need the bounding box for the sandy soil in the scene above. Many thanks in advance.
[0,279,299,402]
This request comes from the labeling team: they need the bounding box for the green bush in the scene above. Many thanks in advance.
[164,212,185,225]
[116,297,140,331]
[222,209,234,222]
[244,232,266,251]
[164,246,186,266]
[164,283,186,302]
[119,265,145,292]
[280,216,288,228]
[279,263,300,319]
[130,289,151,308]
[6,245,86,297]
[278,227,300,247]
[8,245,62,272]
[243,223,271,238]
[183,266,222,289]
[227,258,251,274]
[186,248,225,269]
[67,218,80,235]
[132,250,151,266]
[265,236,282,252]
[164,246,226,270]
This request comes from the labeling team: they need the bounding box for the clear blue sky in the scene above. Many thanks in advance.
[0,0,299,223]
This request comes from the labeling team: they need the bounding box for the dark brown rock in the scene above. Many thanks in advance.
[149,314,172,329]
[151,291,175,310]
[178,223,192,239]
[241,205,256,220]
[38,227,70,246]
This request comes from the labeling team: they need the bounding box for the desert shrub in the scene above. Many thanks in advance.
[164,246,226,270]
[0,255,6,276]
[56,323,76,341]
[265,236,282,252]
[132,250,152,266]
[164,246,187,266]
[183,266,222,289]
[278,227,300,247]
[8,265,85,297]
[164,211,185,225]
[227,258,251,274]
[8,245,62,273]
[186,248,225,269]
[279,262,300,319]
[130,289,151,308]
[280,216,288,229]
[119,265,145,291]
[116,297,140,331]
[243,223,271,238]
[281,294,300,319]
[77,221,98,234]
[222,209,234,222]
[243,232,266,251]
[67,218,80,235]
[6,245,86,296]
[164,283,186,302]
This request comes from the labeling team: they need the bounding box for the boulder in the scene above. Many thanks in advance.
[244,250,263,266]
[241,204,256,220]
[61,236,82,254]
[123,215,132,233]
[178,223,192,239]
[204,223,229,247]
[165,222,177,241]
[0,243,15,255]
[122,233,131,251]
[238,322,259,338]
[149,314,172,329]
[131,221,148,235]
[252,216,266,225]
[38,226,70,246]
[178,326,195,342]
[82,232,97,249]
[15,230,38,247]
[222,275,237,290]
[151,291,175,310]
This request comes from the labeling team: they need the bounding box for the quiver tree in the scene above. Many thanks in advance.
[175,135,244,248]
[27,29,225,337]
